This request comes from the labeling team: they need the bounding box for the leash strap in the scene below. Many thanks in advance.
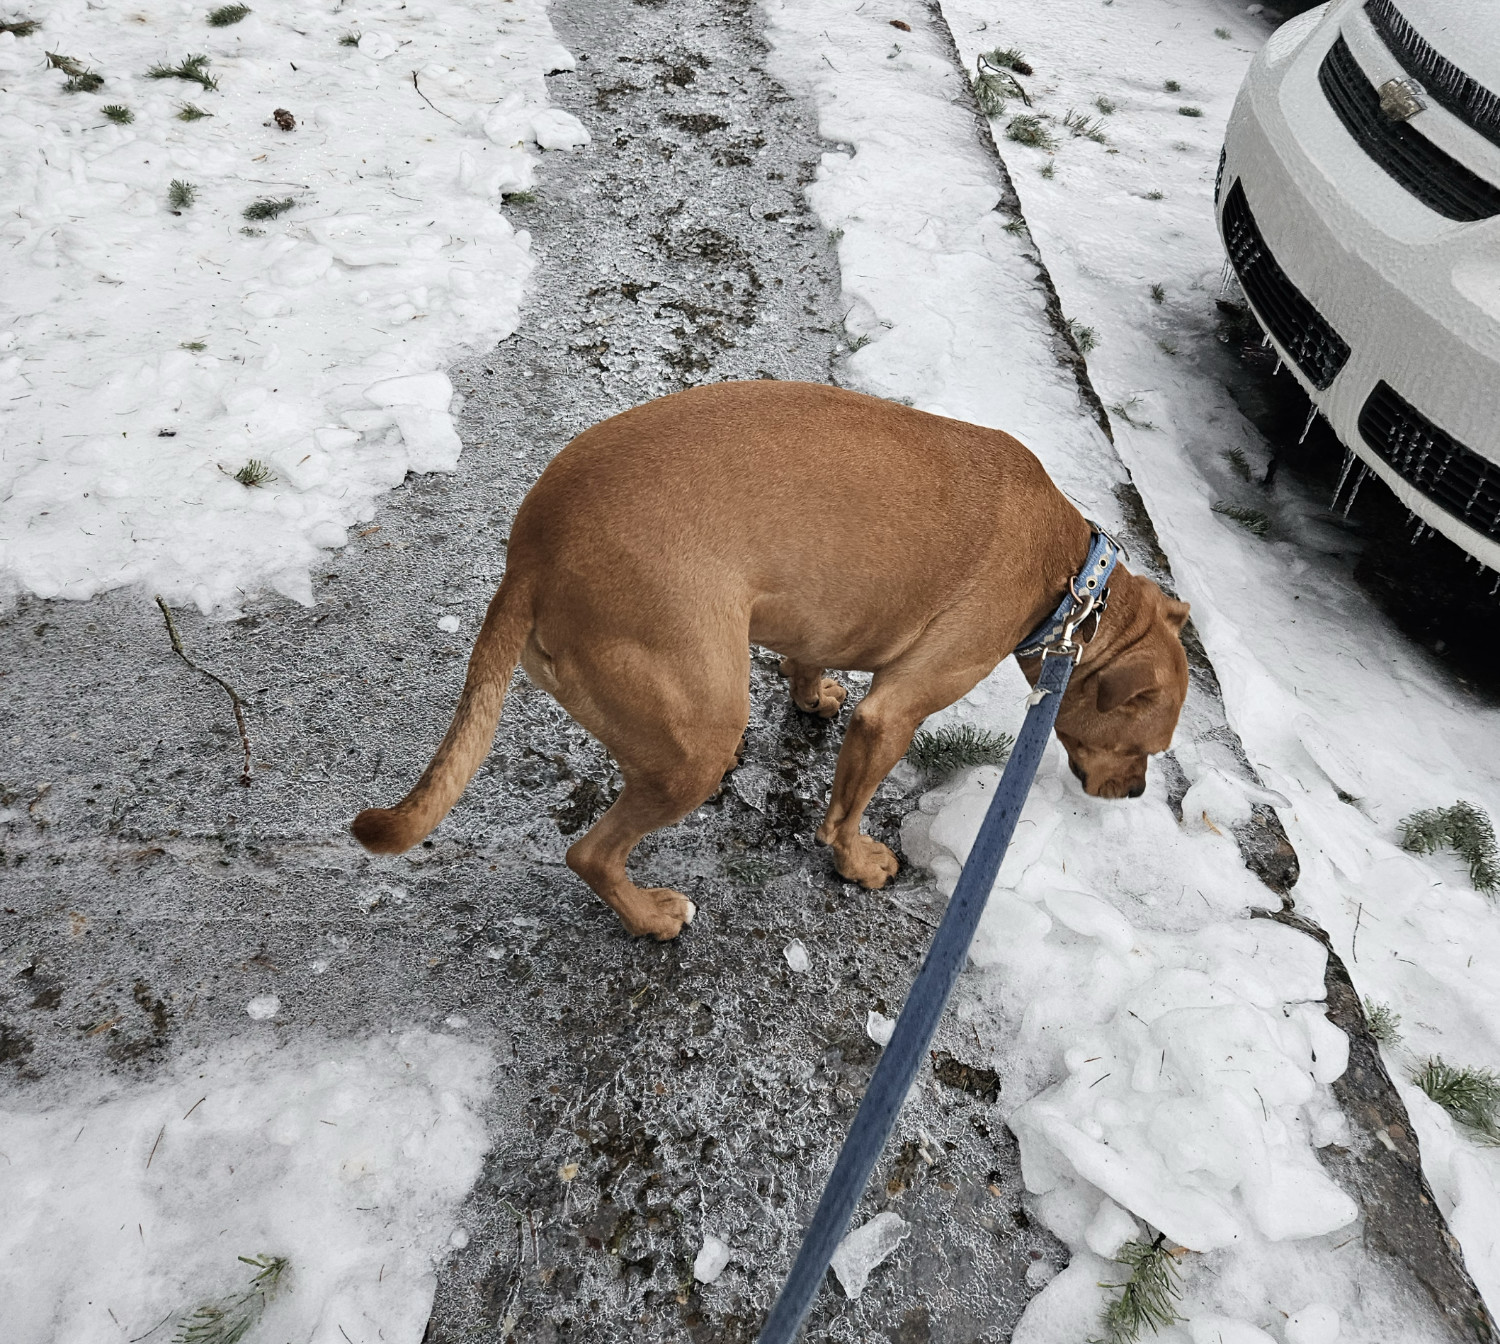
[755,649,1075,1344]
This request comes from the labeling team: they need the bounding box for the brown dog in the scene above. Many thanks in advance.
[353,381,1190,939]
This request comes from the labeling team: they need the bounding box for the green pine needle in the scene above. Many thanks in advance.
[206,4,250,25]
[49,52,104,91]
[973,50,1030,118]
[148,53,218,91]
[173,1254,288,1344]
[102,103,134,124]
[338,30,361,45]
[1399,802,1499,894]
[1364,997,1402,1045]
[1006,113,1057,150]
[168,179,197,209]
[1096,1236,1183,1343]
[906,724,1014,780]
[1178,105,1203,118]
[1149,283,1166,303]
[0,18,39,36]
[233,459,275,487]
[243,196,294,221]
[1224,447,1252,481]
[1413,1058,1500,1141]
[1094,95,1116,115]
[1069,319,1098,354]
[1163,79,1181,93]
[177,102,212,121]
[1211,501,1269,536]
[1063,108,1108,143]
[1109,396,1155,430]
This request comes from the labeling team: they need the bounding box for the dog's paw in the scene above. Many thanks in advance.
[622,887,697,941]
[803,677,848,719]
[833,834,899,889]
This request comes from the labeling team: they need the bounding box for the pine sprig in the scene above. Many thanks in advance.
[1363,997,1402,1045]
[906,724,1014,780]
[1399,801,1499,894]
[148,53,218,91]
[1095,1235,1183,1343]
[173,1254,288,1344]
[1413,1058,1500,1142]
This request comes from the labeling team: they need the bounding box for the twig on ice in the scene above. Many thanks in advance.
[411,70,459,122]
[154,595,253,786]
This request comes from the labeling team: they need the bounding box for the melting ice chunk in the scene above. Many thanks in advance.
[866,1010,896,1047]
[783,939,810,973]
[693,1233,731,1284]
[246,995,279,1020]
[830,1211,909,1299]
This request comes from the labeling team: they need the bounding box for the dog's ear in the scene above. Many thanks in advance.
[1161,596,1191,634]
[1096,654,1159,714]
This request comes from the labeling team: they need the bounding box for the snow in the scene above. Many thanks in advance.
[865,1008,896,1048]
[765,0,1498,1337]
[0,1030,492,1344]
[0,0,583,614]
[245,992,280,1020]
[693,1232,733,1284]
[829,1210,909,1299]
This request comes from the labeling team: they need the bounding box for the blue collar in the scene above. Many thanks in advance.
[1014,525,1125,660]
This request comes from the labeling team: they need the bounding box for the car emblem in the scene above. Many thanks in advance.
[1378,77,1427,122]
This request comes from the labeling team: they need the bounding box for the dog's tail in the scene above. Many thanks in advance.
[351,574,533,854]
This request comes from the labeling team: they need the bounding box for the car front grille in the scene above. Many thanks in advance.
[1365,0,1500,151]
[1221,179,1350,390]
[1319,34,1500,222]
[1359,381,1500,540]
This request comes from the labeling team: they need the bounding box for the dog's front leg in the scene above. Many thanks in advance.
[817,658,990,888]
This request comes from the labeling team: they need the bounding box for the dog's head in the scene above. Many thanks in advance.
[1051,575,1190,799]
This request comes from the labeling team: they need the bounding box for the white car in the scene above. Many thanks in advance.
[1219,0,1500,569]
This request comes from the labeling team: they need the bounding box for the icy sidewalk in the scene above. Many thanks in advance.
[764,1,1467,1339]
[938,0,1500,1322]
[0,1030,491,1343]
[0,0,585,613]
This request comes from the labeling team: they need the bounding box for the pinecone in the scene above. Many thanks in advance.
[272,107,295,131]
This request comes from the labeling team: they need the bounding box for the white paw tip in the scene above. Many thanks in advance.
[683,900,697,925]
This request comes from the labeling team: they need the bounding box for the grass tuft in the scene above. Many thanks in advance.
[233,459,276,487]
[49,51,105,91]
[1224,447,1252,481]
[1144,189,1164,200]
[243,196,294,221]
[1214,26,1232,39]
[1211,502,1269,536]
[1097,1236,1183,1343]
[1177,106,1203,118]
[177,102,212,121]
[1149,282,1166,303]
[906,724,1014,780]
[502,189,537,204]
[1163,78,1181,93]
[207,3,249,24]
[0,17,38,36]
[1063,108,1108,143]
[180,340,207,352]
[1413,1058,1500,1140]
[102,103,133,124]
[338,30,360,46]
[148,53,218,91]
[1039,161,1056,179]
[1002,217,1027,235]
[1399,801,1499,894]
[1094,95,1116,115]
[173,1254,288,1344]
[1006,113,1057,150]
[1364,997,1402,1045]
[168,179,197,210]
[1069,319,1098,354]
[723,856,778,888]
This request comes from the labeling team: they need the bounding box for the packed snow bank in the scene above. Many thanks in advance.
[764,2,1452,1337]
[0,1031,492,1344]
[0,0,584,613]
[936,0,1500,1314]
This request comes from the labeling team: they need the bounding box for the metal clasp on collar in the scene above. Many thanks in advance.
[1040,586,1107,663]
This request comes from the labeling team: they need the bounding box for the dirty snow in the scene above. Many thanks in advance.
[0,0,584,613]
[766,0,1496,1336]
[0,1030,492,1344]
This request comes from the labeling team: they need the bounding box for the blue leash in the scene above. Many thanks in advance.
[755,530,1122,1344]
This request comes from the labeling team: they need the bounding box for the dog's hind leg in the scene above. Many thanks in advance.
[817,652,992,889]
[778,657,847,719]
[553,642,749,941]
